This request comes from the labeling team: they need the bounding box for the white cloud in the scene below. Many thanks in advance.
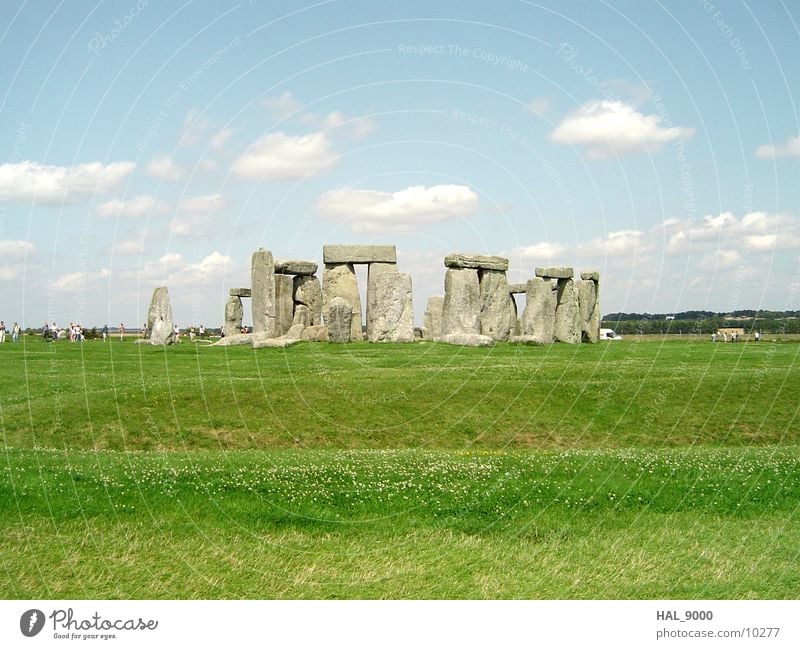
[755,135,800,159]
[124,251,231,286]
[698,249,742,271]
[527,97,553,117]
[578,230,652,257]
[263,91,304,118]
[550,100,694,158]
[210,128,234,153]
[95,194,170,219]
[170,193,226,237]
[146,155,185,182]
[178,108,214,148]
[314,184,479,234]
[179,193,225,214]
[0,161,134,204]
[53,268,111,292]
[513,241,567,260]
[0,239,35,259]
[232,131,336,179]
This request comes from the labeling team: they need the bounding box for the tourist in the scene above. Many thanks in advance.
[755,331,761,342]
[0,321,5,343]
[711,332,717,343]
[102,324,108,341]
[141,322,148,339]
[189,326,196,341]
[119,323,125,341]
[199,324,205,339]
[51,323,58,342]
[12,322,20,343]
[173,323,180,341]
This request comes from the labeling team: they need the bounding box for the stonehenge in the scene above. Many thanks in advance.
[144,286,175,345]
[196,244,601,349]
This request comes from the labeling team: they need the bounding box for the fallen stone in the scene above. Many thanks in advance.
[212,333,253,346]
[252,336,299,348]
[522,277,556,344]
[251,248,276,338]
[146,286,176,345]
[508,283,527,294]
[326,296,353,343]
[554,278,581,344]
[441,332,495,347]
[230,288,252,298]
[323,263,362,341]
[275,260,318,276]
[301,325,327,342]
[444,253,509,271]
[479,270,515,341]
[293,275,323,325]
[509,335,544,345]
[323,245,397,264]
[281,324,306,341]
[274,274,294,337]
[423,296,444,340]
[442,268,480,335]
[535,266,573,279]
[580,270,600,281]
[368,272,414,343]
[224,295,244,338]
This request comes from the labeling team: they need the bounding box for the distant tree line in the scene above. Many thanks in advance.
[602,310,800,335]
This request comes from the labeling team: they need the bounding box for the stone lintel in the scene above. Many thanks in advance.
[274,260,318,276]
[580,271,600,281]
[535,266,574,279]
[444,253,509,271]
[508,283,527,294]
[230,288,252,297]
[323,245,397,264]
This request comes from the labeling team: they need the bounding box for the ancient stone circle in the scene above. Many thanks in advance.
[142,245,600,348]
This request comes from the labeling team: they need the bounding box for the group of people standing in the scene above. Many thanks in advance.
[711,331,760,343]
[0,321,21,343]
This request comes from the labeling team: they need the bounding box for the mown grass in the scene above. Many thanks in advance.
[1,338,798,598]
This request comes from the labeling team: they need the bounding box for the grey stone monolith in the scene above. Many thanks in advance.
[293,275,323,326]
[230,288,251,298]
[274,260,318,276]
[579,272,600,343]
[479,270,515,341]
[423,296,444,340]
[224,295,243,337]
[301,325,327,342]
[323,245,396,264]
[554,278,581,344]
[444,253,509,271]
[441,332,495,347]
[251,248,276,338]
[326,297,353,343]
[147,286,175,345]
[275,274,294,337]
[535,266,574,279]
[522,277,556,344]
[366,261,398,338]
[442,268,480,335]
[368,272,413,343]
[323,263,362,341]
[292,304,310,328]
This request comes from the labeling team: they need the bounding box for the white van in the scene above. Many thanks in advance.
[599,328,623,340]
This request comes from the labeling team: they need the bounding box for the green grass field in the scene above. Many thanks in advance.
[1,337,798,598]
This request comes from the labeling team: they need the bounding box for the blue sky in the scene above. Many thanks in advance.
[1,0,798,328]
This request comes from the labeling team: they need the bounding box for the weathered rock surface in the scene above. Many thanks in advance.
[442,268,480,335]
[323,263,362,341]
[423,296,444,340]
[444,253,509,271]
[224,295,243,337]
[293,275,323,326]
[301,325,327,342]
[147,286,175,345]
[281,324,306,341]
[535,266,574,279]
[292,304,310,328]
[366,262,398,338]
[251,248,276,338]
[252,335,299,349]
[326,297,353,343]
[230,288,251,298]
[368,272,414,343]
[522,277,556,344]
[274,274,294,337]
[508,283,527,294]
[580,270,599,281]
[212,333,253,346]
[441,332,495,347]
[509,335,544,345]
[578,275,600,343]
[323,245,396,264]
[275,260,318,276]
[554,278,581,344]
[479,270,515,341]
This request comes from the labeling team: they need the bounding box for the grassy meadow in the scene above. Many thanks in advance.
[1,336,798,598]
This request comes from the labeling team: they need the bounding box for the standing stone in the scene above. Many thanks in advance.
[224,295,243,336]
[554,278,581,344]
[251,248,276,338]
[579,271,601,343]
[521,277,556,344]
[293,275,323,326]
[368,272,413,343]
[292,304,310,328]
[274,274,294,337]
[479,270,515,341]
[442,268,480,335]
[323,263,363,341]
[326,297,353,343]
[366,261,398,338]
[423,296,444,340]
[147,286,175,345]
